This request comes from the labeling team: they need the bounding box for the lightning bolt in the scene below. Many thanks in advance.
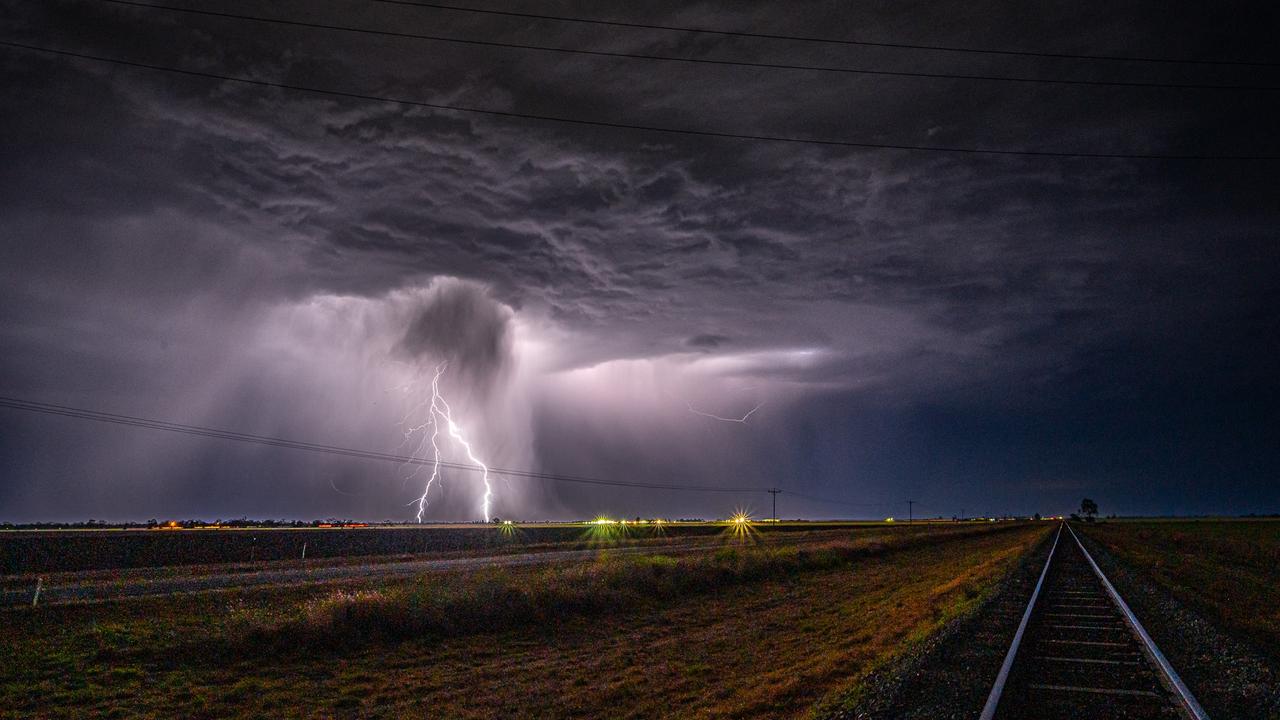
[398,362,495,522]
[685,400,765,424]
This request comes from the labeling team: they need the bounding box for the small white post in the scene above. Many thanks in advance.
[301,542,307,561]
[32,577,43,608]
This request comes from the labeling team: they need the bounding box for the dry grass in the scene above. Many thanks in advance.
[0,524,1046,719]
[1080,520,1280,659]
[268,525,1012,647]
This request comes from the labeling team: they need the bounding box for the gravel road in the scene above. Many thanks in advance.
[0,542,719,608]
[3,527,900,608]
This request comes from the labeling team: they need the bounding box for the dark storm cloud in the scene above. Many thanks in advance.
[685,334,729,350]
[396,279,515,392]
[0,0,1277,520]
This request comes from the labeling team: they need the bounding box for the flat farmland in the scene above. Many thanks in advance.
[1078,519,1280,658]
[0,523,988,607]
[0,522,1048,719]
[0,521,902,575]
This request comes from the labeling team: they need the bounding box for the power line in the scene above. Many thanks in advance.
[3,40,1276,161]
[372,0,1280,69]
[1,395,920,512]
[781,490,898,508]
[1,395,935,519]
[92,0,1279,92]
[0,396,768,493]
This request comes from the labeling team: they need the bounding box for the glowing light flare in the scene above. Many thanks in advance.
[584,516,631,544]
[724,509,757,543]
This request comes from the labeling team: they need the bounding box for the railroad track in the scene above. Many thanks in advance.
[980,523,1208,720]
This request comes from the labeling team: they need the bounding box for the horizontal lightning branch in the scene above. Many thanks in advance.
[685,401,764,423]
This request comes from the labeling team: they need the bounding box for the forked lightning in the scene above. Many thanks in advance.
[398,362,495,522]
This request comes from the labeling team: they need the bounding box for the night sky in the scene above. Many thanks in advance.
[2,0,1277,522]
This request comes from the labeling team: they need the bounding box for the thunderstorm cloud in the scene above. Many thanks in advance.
[0,0,1277,521]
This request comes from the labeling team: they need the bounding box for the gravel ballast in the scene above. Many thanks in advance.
[828,522,1280,719]
[1075,528,1280,720]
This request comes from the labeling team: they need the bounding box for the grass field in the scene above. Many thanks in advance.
[0,523,1047,718]
[1079,519,1280,659]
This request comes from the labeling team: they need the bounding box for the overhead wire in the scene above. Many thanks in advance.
[0,396,908,510]
[2,40,1276,160]
[91,0,1280,92]
[0,396,768,493]
[371,0,1280,68]
[779,490,898,508]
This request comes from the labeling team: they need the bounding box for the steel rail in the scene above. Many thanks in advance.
[978,523,1063,719]
[1065,523,1210,720]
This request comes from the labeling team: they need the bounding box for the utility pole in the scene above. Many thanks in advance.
[907,500,915,524]
[768,488,781,521]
